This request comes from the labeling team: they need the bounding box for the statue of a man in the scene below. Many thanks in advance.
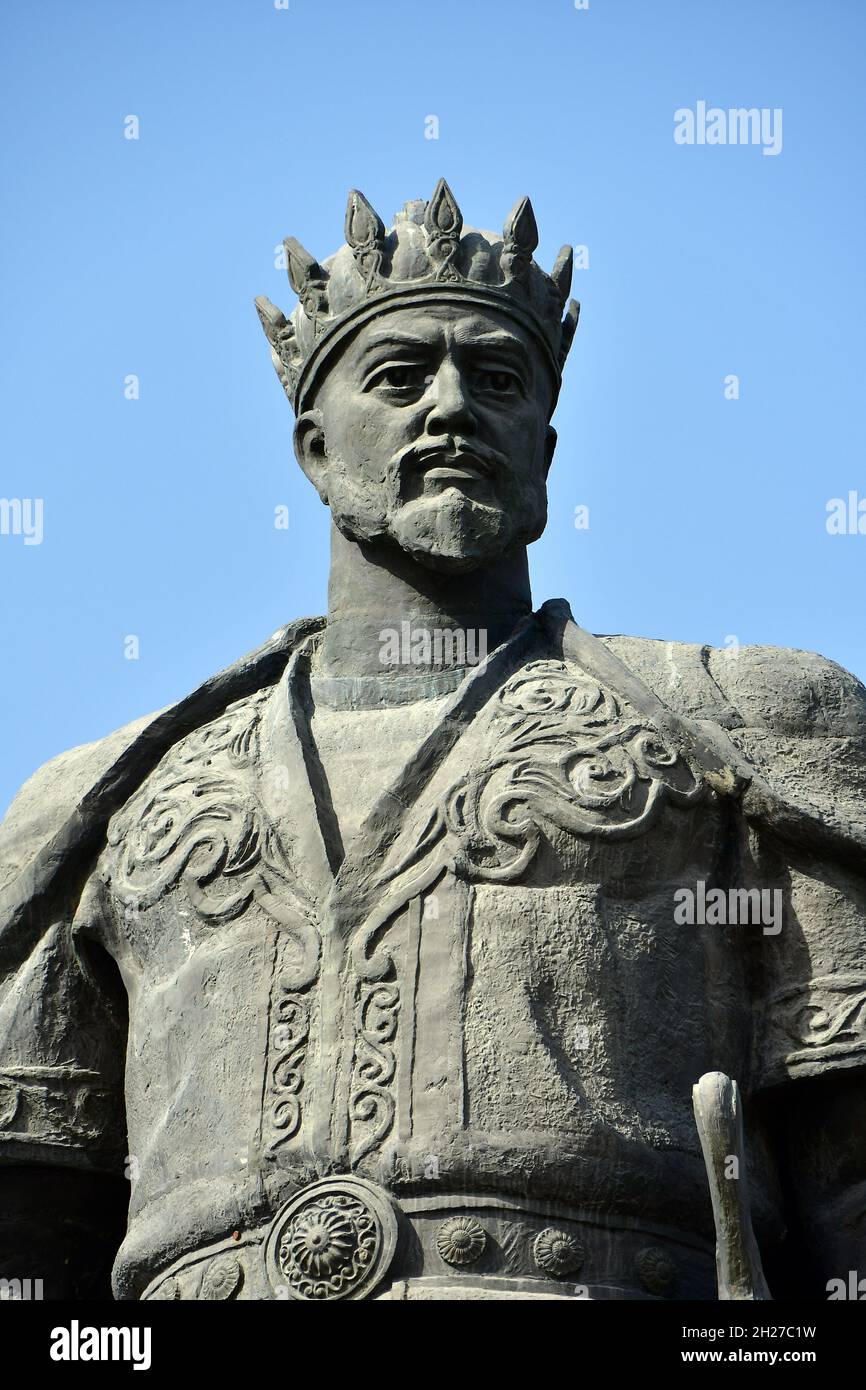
[2,181,865,1302]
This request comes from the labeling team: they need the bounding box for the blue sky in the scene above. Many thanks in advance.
[1,0,864,815]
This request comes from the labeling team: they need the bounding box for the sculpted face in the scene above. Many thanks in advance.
[294,304,558,572]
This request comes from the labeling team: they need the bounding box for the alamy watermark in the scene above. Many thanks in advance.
[674,881,782,936]
[379,622,487,668]
[50,1321,151,1370]
[826,491,866,535]
[827,1271,866,1300]
[674,102,782,157]
[0,497,43,545]
[0,1276,43,1300]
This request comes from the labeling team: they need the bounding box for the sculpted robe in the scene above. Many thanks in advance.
[1,600,865,1301]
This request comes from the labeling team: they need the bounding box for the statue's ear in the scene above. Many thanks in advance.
[544,425,557,478]
[293,409,329,503]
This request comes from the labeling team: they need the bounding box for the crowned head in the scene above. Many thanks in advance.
[256,180,580,573]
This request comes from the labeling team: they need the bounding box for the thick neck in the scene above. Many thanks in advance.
[320,522,533,678]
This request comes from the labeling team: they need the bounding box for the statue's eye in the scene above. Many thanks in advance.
[476,368,520,395]
[368,364,426,393]
[381,366,413,388]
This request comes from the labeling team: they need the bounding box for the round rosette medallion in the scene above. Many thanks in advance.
[264,1176,400,1301]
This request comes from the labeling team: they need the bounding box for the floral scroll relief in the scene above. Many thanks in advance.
[769,973,866,1069]
[105,691,320,989]
[373,659,706,911]
[267,987,312,1152]
[349,982,400,1163]
[445,661,705,882]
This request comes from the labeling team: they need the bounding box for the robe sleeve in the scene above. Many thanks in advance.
[0,746,127,1175]
[707,644,866,1091]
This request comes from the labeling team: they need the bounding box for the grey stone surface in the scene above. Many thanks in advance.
[1,182,865,1301]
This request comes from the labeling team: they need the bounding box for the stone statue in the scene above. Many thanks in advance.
[2,180,865,1302]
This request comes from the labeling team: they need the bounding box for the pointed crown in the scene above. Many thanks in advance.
[255,179,580,413]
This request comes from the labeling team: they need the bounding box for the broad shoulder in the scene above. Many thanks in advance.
[0,712,162,895]
[0,616,319,898]
[595,632,866,739]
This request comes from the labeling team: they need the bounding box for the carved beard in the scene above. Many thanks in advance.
[388,490,544,573]
[322,448,549,574]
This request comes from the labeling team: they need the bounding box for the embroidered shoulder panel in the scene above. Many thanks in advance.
[103,691,319,987]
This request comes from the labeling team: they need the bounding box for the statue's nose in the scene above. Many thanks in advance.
[424,362,476,435]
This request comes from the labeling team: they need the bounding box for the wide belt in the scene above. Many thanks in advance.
[140,1177,716,1301]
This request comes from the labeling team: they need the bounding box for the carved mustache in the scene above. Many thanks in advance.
[395,436,508,480]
